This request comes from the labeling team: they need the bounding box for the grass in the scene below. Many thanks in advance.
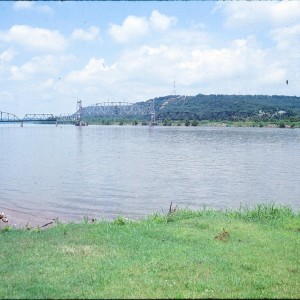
[0,204,299,299]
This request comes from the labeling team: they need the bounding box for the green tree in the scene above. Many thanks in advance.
[185,119,190,126]
[279,122,286,128]
[163,118,172,126]
[191,119,198,126]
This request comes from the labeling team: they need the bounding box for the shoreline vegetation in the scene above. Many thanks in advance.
[84,119,300,128]
[1,204,299,298]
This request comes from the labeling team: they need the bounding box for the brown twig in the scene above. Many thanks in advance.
[39,221,54,228]
[214,228,230,241]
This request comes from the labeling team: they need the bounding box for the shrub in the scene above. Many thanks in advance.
[279,122,286,128]
[185,119,190,126]
[113,216,126,225]
[191,119,199,126]
[163,119,172,126]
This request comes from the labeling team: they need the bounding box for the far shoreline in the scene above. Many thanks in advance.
[82,119,300,128]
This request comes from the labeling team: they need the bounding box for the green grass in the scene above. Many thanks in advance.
[0,204,299,299]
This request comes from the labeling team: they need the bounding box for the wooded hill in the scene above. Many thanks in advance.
[144,94,300,121]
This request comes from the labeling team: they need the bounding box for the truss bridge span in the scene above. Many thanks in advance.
[0,112,58,123]
[0,111,21,122]
[79,101,151,117]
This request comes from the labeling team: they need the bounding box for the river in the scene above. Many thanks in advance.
[1,124,299,226]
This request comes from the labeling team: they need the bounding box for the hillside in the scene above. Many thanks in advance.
[144,94,300,121]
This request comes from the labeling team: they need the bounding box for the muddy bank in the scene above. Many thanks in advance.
[0,206,63,229]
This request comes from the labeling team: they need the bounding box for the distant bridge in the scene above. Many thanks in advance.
[80,101,152,117]
[0,100,156,125]
[0,111,62,124]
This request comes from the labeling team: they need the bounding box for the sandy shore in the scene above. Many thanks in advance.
[0,206,64,229]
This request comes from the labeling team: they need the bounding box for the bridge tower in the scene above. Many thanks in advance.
[76,99,83,126]
[149,99,157,126]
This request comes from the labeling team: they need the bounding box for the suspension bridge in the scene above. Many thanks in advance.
[0,100,157,126]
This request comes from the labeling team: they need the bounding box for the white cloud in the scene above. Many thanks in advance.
[0,90,14,101]
[13,1,53,14]
[11,55,57,80]
[109,15,149,43]
[41,78,55,89]
[66,58,117,83]
[71,26,100,41]
[220,1,300,28]
[271,24,300,51]
[9,54,74,80]
[13,1,34,10]
[36,4,53,14]
[0,91,15,110]
[0,25,67,52]
[0,49,17,80]
[64,36,275,100]
[117,45,172,80]
[269,1,300,25]
[259,62,286,85]
[108,11,177,44]
[161,29,210,48]
[0,48,16,63]
[107,35,291,96]
[149,10,177,31]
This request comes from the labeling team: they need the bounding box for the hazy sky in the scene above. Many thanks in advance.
[0,1,299,116]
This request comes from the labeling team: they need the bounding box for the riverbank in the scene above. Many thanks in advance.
[1,204,299,299]
[0,206,59,229]
[86,119,300,128]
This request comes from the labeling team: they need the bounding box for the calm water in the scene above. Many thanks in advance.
[1,124,300,223]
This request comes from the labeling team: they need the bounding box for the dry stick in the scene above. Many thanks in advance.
[39,221,54,228]
[168,202,178,215]
[168,202,173,215]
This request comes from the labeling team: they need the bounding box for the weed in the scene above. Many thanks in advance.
[83,215,89,223]
[1,226,12,232]
[168,202,178,215]
[147,213,166,224]
[230,203,294,224]
[25,223,32,230]
[113,216,126,225]
[214,228,230,241]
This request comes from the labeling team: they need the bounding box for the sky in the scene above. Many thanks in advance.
[0,1,300,116]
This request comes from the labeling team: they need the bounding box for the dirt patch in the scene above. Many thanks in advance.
[0,206,61,229]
